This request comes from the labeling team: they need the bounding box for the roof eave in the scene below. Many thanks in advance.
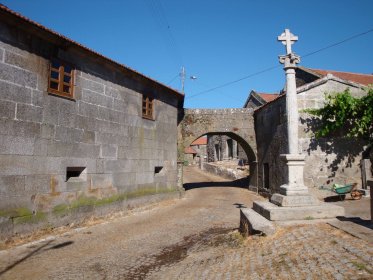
[0,4,184,100]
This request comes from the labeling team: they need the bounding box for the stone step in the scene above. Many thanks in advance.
[240,208,276,236]
[253,201,345,221]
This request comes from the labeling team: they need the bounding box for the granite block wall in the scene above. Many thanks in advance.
[0,19,182,238]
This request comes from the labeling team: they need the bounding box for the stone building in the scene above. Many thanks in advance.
[0,5,183,237]
[183,146,197,164]
[243,90,279,109]
[254,67,373,196]
[190,136,207,164]
[207,135,239,162]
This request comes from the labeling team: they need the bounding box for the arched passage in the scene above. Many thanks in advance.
[185,132,257,188]
[178,108,258,189]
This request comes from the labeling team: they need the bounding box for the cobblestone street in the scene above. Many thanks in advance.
[0,166,372,280]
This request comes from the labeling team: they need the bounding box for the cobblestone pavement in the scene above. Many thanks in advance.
[0,167,372,280]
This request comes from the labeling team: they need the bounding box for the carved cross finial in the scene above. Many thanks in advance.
[278,29,298,55]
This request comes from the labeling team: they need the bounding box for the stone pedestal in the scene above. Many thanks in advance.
[254,153,344,221]
[270,154,319,207]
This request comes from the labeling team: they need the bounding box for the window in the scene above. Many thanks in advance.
[142,94,154,120]
[66,167,86,182]
[154,166,163,174]
[48,60,75,99]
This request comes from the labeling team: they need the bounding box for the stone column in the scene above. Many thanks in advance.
[233,140,238,159]
[270,29,318,206]
[285,67,298,155]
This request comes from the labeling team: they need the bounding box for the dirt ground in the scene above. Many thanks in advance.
[0,166,372,280]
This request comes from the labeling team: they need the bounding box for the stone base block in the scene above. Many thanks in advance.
[270,193,320,207]
[240,208,276,236]
[253,201,345,221]
[279,184,309,196]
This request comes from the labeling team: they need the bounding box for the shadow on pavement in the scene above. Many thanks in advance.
[324,195,346,202]
[337,216,373,230]
[184,177,249,191]
[0,240,74,277]
[233,203,247,209]
[49,241,74,250]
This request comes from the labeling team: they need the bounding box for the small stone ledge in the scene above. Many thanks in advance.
[239,208,276,236]
[253,201,345,221]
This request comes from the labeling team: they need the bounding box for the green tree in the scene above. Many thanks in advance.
[305,88,373,174]
[305,89,373,139]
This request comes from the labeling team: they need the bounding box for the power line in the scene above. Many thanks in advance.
[186,28,373,100]
[186,65,281,99]
[167,73,179,85]
[302,28,373,58]
[145,0,183,66]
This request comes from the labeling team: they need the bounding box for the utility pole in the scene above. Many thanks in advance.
[180,66,197,94]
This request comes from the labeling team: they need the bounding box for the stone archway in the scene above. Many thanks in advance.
[178,108,258,189]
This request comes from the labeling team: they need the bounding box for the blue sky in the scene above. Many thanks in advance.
[3,1,373,108]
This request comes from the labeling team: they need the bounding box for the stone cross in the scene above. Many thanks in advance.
[273,28,311,198]
[278,29,298,55]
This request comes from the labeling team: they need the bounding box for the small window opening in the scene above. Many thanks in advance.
[154,166,163,174]
[66,167,86,182]
[48,59,75,99]
[142,94,154,120]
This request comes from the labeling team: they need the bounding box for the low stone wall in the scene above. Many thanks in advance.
[202,162,248,181]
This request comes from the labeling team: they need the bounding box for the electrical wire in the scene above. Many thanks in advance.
[186,28,373,100]
[186,65,281,99]
[167,74,179,85]
[144,0,183,67]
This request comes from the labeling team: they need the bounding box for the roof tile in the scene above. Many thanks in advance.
[184,146,197,154]
[191,137,207,145]
[310,68,373,86]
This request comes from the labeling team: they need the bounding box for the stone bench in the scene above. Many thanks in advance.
[240,208,276,236]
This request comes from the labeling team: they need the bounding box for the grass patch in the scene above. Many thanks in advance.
[351,261,372,274]
[0,207,33,218]
[304,216,314,220]
[13,211,46,225]
[53,187,177,216]
[53,204,69,215]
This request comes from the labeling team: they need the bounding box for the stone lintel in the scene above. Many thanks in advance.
[270,193,319,207]
[253,201,345,221]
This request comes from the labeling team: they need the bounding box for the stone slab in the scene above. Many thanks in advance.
[240,208,276,236]
[270,193,320,207]
[253,201,345,221]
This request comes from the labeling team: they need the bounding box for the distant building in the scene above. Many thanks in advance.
[243,90,279,109]
[184,136,207,165]
[207,135,239,162]
[184,146,197,164]
[191,136,207,163]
